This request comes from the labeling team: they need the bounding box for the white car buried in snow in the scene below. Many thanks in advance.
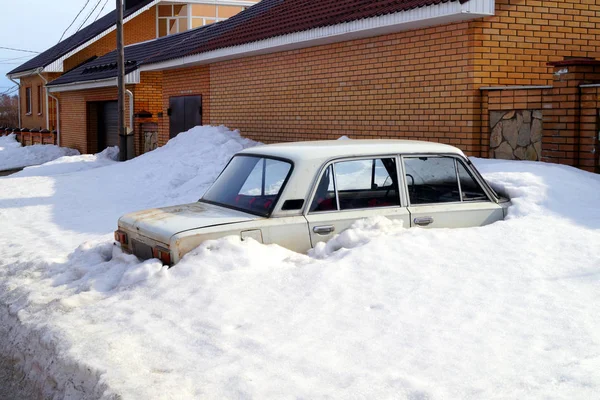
[115,140,510,265]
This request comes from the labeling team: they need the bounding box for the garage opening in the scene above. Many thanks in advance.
[88,101,119,153]
[168,95,202,139]
[99,101,119,151]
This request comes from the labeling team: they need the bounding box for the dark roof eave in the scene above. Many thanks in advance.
[7,0,155,75]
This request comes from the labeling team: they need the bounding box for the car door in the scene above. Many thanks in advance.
[304,156,411,247]
[402,155,503,228]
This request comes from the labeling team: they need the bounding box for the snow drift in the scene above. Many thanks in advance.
[0,134,79,171]
[1,126,599,399]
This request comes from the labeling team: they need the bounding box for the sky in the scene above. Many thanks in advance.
[0,0,115,95]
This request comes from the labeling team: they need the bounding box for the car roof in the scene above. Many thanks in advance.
[239,139,465,164]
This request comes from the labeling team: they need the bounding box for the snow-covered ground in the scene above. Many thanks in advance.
[0,125,599,399]
[0,134,80,171]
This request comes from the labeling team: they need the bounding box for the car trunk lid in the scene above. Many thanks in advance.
[118,201,258,244]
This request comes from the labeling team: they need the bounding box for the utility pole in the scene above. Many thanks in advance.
[116,0,127,161]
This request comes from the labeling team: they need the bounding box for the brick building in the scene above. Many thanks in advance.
[15,0,600,172]
[6,0,258,141]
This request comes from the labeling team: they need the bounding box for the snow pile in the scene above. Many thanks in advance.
[1,128,600,399]
[15,146,119,178]
[0,133,79,171]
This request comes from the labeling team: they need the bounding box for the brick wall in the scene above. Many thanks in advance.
[133,71,164,153]
[160,66,210,146]
[471,0,600,86]
[545,62,600,171]
[58,73,162,155]
[18,72,61,130]
[63,8,157,72]
[55,0,600,172]
[59,86,132,154]
[209,22,483,154]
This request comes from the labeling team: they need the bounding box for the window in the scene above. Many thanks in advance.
[157,3,237,38]
[202,156,292,216]
[37,85,43,115]
[158,4,189,37]
[25,87,32,114]
[404,157,489,205]
[310,158,400,212]
[457,161,488,201]
[310,165,337,212]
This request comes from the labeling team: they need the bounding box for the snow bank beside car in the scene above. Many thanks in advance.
[14,146,119,178]
[0,134,79,171]
[1,127,599,399]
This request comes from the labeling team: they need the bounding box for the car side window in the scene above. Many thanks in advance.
[310,165,337,212]
[404,157,461,205]
[310,158,400,213]
[335,158,400,210]
[457,161,489,201]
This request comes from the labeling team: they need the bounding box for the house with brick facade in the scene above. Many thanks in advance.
[19,0,600,172]
[6,0,258,143]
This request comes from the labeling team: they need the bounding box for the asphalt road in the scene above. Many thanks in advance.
[0,168,22,177]
[0,355,33,400]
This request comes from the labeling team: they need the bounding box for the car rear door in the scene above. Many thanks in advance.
[402,155,503,228]
[304,156,411,247]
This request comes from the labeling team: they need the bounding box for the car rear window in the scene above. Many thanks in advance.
[201,156,292,216]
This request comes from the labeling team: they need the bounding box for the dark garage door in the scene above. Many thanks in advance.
[169,95,202,139]
[99,101,119,150]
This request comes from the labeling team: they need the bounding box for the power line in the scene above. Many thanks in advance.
[1,86,18,96]
[0,46,40,54]
[0,55,34,62]
[57,0,92,43]
[94,0,110,23]
[75,0,104,34]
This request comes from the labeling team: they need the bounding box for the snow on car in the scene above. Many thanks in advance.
[115,140,511,265]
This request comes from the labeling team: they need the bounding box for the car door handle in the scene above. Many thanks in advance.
[313,225,335,235]
[414,217,434,226]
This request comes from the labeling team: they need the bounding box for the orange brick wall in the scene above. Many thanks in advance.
[545,64,600,170]
[54,0,600,172]
[160,66,210,145]
[209,22,483,154]
[18,73,61,130]
[63,8,157,72]
[58,74,162,155]
[471,0,600,86]
[59,86,132,154]
[133,71,164,153]
[580,86,600,172]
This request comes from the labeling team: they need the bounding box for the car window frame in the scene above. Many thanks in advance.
[199,154,295,218]
[400,154,496,207]
[305,154,406,215]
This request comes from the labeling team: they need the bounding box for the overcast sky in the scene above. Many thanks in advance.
[0,0,115,94]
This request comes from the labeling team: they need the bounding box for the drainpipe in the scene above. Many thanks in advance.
[48,93,60,147]
[8,76,21,128]
[35,68,50,130]
[125,89,134,132]
[125,89,134,159]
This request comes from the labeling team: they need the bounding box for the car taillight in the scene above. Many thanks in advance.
[114,230,128,245]
[152,246,172,266]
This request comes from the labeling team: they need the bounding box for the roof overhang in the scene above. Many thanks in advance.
[42,0,259,74]
[141,0,495,72]
[47,70,140,93]
[44,1,162,74]
[6,69,39,80]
